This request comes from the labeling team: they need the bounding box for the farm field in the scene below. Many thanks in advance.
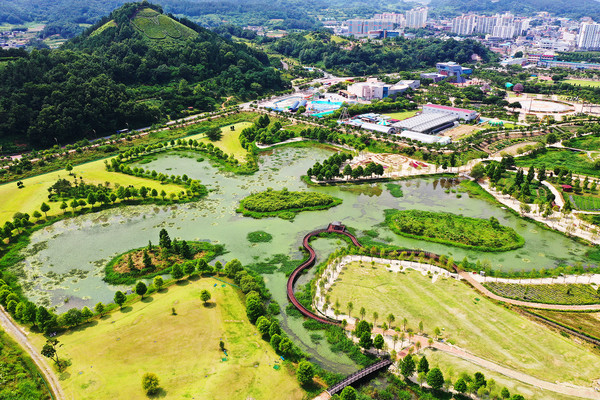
[30,278,303,400]
[515,148,600,177]
[0,157,183,226]
[423,350,585,400]
[532,310,600,340]
[383,110,418,120]
[571,195,600,211]
[483,282,600,305]
[326,264,600,386]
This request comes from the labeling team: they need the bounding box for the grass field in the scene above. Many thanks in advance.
[185,121,252,160]
[383,111,418,120]
[564,135,600,151]
[327,263,600,385]
[483,282,600,305]
[515,148,600,177]
[32,279,303,400]
[563,79,600,88]
[533,310,600,340]
[0,158,183,226]
[423,350,584,400]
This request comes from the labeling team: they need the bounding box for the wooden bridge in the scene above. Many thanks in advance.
[326,358,394,396]
[286,222,362,325]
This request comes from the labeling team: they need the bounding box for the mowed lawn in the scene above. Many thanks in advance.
[563,79,600,88]
[185,122,252,160]
[0,159,183,226]
[383,110,418,120]
[328,263,600,386]
[35,279,303,400]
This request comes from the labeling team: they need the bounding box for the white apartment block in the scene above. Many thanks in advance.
[578,22,600,50]
[492,24,516,39]
[451,15,477,35]
[406,7,428,29]
[373,12,406,27]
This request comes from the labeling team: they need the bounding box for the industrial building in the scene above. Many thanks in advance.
[392,112,458,134]
[422,104,479,121]
[359,122,398,135]
[398,130,451,145]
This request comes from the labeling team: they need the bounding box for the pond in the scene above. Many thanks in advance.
[9,145,596,370]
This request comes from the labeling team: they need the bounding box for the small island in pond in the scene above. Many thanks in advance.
[385,209,525,252]
[104,229,225,284]
[237,188,342,219]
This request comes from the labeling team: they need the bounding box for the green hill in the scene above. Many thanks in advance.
[0,1,287,149]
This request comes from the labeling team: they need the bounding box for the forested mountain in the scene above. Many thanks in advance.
[271,32,493,76]
[1,0,322,38]
[430,0,600,20]
[0,2,286,149]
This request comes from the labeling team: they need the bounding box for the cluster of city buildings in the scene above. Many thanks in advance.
[450,13,530,39]
[343,7,428,38]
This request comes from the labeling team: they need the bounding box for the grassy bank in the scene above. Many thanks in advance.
[0,330,52,399]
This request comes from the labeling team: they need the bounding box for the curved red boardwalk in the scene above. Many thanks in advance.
[286,223,453,326]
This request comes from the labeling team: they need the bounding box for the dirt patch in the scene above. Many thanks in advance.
[492,141,537,157]
[442,124,482,139]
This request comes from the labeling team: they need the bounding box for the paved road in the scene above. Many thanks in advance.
[0,307,64,399]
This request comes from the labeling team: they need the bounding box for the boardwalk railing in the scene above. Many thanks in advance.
[326,358,394,395]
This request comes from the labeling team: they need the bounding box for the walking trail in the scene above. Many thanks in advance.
[0,306,64,399]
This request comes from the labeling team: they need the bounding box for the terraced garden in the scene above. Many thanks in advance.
[571,195,600,211]
[484,282,600,305]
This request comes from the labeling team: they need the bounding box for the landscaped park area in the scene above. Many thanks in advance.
[5,108,600,400]
[325,263,600,387]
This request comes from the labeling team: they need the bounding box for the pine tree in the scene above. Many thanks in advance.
[159,228,171,249]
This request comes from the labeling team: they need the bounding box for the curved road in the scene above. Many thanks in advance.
[0,306,64,399]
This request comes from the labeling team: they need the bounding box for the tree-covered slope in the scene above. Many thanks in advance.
[0,1,286,150]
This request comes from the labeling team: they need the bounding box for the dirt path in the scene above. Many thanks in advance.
[0,306,64,399]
